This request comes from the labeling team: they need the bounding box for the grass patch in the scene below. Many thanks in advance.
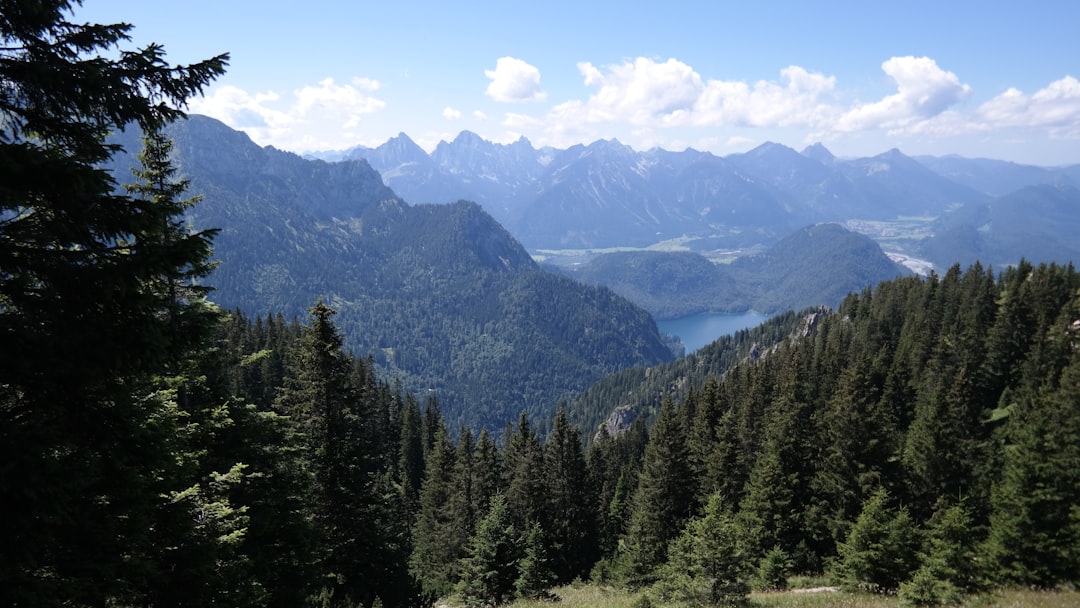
[472,584,1080,608]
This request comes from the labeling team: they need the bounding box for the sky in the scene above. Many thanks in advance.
[76,1,1080,165]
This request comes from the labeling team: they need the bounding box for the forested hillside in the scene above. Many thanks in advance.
[106,115,675,431]
[4,4,1079,608]
[568,224,908,319]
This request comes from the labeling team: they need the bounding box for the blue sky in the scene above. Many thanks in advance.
[78,1,1080,165]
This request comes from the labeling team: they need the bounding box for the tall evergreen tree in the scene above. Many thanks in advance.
[544,408,597,582]
[985,347,1080,587]
[503,412,548,533]
[456,494,523,608]
[398,394,425,516]
[410,425,463,599]
[623,397,696,585]
[472,428,501,524]
[0,3,226,604]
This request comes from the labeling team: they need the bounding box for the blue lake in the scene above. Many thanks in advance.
[657,311,769,353]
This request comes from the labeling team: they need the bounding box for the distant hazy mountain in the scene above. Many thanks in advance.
[919,184,1080,269]
[567,223,909,319]
[915,154,1078,197]
[107,116,674,430]
[335,133,1002,252]
[837,148,990,217]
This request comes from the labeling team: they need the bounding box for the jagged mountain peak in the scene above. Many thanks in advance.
[745,141,799,157]
[801,142,836,165]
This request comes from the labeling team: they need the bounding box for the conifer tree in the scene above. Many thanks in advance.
[544,408,597,582]
[472,428,501,522]
[985,349,1080,587]
[410,425,461,599]
[516,521,556,600]
[655,492,750,607]
[503,412,548,532]
[835,488,921,594]
[0,3,226,602]
[457,495,522,608]
[623,397,696,585]
[898,501,983,606]
[398,395,425,515]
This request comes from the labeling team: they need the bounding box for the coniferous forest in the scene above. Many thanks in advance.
[3,3,1080,608]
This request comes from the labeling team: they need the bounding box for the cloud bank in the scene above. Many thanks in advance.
[190,55,1080,161]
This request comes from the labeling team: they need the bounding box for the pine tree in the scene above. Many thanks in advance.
[0,3,226,602]
[516,522,556,600]
[544,408,597,582]
[457,495,522,608]
[623,397,696,585]
[985,349,1080,587]
[835,488,921,594]
[655,492,750,607]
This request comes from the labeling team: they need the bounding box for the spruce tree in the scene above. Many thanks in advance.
[457,495,522,608]
[516,521,556,600]
[472,428,501,523]
[623,397,695,585]
[835,487,921,594]
[410,426,463,599]
[898,501,983,607]
[0,3,226,603]
[503,412,548,532]
[544,408,597,582]
[985,350,1080,587]
[655,492,750,607]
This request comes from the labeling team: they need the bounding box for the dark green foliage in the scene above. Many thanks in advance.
[624,398,696,585]
[398,395,425,515]
[503,412,549,533]
[274,302,417,607]
[898,502,982,606]
[0,3,226,604]
[655,492,751,607]
[516,522,556,600]
[754,547,793,592]
[544,408,597,582]
[457,495,523,608]
[410,426,463,599]
[835,488,921,593]
[985,342,1080,587]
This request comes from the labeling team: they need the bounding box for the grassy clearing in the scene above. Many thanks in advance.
[465,584,1080,608]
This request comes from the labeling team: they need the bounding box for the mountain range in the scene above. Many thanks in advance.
[102,116,1080,431]
[107,116,676,431]
[329,131,1080,270]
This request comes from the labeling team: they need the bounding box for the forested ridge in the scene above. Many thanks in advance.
[3,3,1080,608]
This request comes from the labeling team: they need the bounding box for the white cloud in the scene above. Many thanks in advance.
[473,110,488,121]
[549,57,837,131]
[887,75,1080,140]
[187,77,386,151]
[443,106,462,120]
[835,56,971,132]
[977,76,1080,137]
[485,57,546,103]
